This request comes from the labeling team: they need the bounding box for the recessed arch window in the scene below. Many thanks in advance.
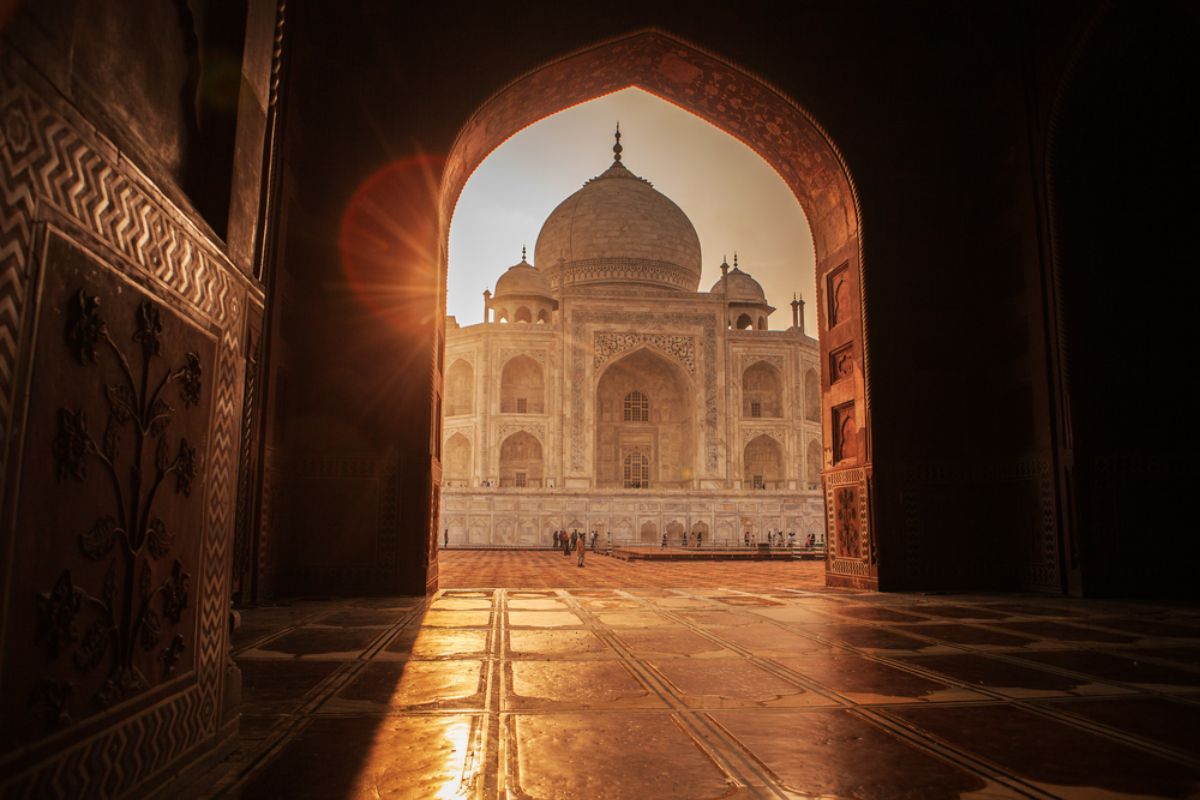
[500,355,544,413]
[623,390,649,422]
[742,360,783,418]
[514,306,532,323]
[623,451,649,488]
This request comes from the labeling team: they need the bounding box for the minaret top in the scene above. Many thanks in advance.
[612,122,623,163]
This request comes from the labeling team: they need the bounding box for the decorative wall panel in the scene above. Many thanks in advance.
[0,48,249,798]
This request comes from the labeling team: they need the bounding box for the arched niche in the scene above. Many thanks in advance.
[440,29,871,588]
[803,368,820,422]
[498,431,543,487]
[640,520,658,543]
[742,360,783,418]
[806,438,822,488]
[536,309,550,324]
[513,306,532,323]
[744,434,784,489]
[444,433,472,486]
[500,355,544,413]
[735,313,753,330]
[595,347,693,489]
[445,359,474,416]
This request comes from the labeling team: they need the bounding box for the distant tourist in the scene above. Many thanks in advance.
[661,532,668,548]
[590,531,598,550]
[577,536,587,567]
[696,531,703,548]
[563,532,572,557]
[744,531,750,547]
[788,531,796,548]
[444,528,449,548]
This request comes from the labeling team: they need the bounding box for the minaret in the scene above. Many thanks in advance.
[482,289,491,323]
[790,294,800,329]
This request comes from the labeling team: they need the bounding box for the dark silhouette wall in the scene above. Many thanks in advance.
[260,0,1197,599]
[1,0,1196,794]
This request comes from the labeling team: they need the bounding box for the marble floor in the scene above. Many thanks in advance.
[192,553,1200,799]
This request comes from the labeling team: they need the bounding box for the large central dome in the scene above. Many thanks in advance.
[533,132,702,293]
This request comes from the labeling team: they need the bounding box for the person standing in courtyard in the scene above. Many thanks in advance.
[744,530,750,548]
[661,532,668,548]
[444,528,448,548]
[697,530,703,548]
[577,535,586,567]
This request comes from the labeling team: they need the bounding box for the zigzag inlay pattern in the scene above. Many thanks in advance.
[0,65,235,327]
[6,687,206,798]
[198,324,243,734]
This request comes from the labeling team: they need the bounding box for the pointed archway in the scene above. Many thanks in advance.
[437,29,873,588]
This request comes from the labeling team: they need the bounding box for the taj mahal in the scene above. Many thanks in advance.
[439,130,825,546]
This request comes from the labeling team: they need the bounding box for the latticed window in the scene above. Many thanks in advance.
[515,471,527,488]
[750,400,762,418]
[623,391,649,422]
[623,452,649,488]
[753,474,765,489]
[516,397,527,414]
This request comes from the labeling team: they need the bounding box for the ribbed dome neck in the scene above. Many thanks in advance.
[585,160,652,186]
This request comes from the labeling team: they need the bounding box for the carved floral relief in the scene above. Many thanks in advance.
[32,287,202,727]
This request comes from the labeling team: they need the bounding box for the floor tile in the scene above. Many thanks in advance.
[777,652,984,703]
[712,708,992,799]
[507,628,614,658]
[645,657,823,707]
[507,660,664,710]
[238,715,479,799]
[1034,696,1200,755]
[510,713,731,799]
[895,653,1109,696]
[890,704,1200,797]
[326,660,484,711]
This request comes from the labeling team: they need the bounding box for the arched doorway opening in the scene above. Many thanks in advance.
[499,355,545,414]
[498,431,544,488]
[742,360,783,418]
[445,359,474,416]
[438,29,871,588]
[743,434,785,490]
[443,433,472,487]
[595,348,694,490]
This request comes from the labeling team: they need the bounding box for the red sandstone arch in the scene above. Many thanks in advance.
[439,29,875,588]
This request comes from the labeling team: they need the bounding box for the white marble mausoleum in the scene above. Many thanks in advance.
[439,132,824,546]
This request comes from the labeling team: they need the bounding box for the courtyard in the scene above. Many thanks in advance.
[189,552,1200,798]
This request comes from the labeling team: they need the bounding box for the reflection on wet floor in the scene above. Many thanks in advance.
[190,552,1200,799]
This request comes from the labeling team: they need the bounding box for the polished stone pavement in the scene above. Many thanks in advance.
[192,553,1200,798]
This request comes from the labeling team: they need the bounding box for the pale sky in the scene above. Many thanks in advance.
[447,88,816,330]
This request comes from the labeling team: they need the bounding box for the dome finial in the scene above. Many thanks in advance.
[733,251,739,269]
[522,245,527,262]
[613,122,623,163]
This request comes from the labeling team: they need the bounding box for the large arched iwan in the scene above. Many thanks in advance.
[437,29,873,589]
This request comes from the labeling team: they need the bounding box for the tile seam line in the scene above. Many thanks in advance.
[214,602,429,796]
[673,596,1200,773]
[558,589,791,799]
